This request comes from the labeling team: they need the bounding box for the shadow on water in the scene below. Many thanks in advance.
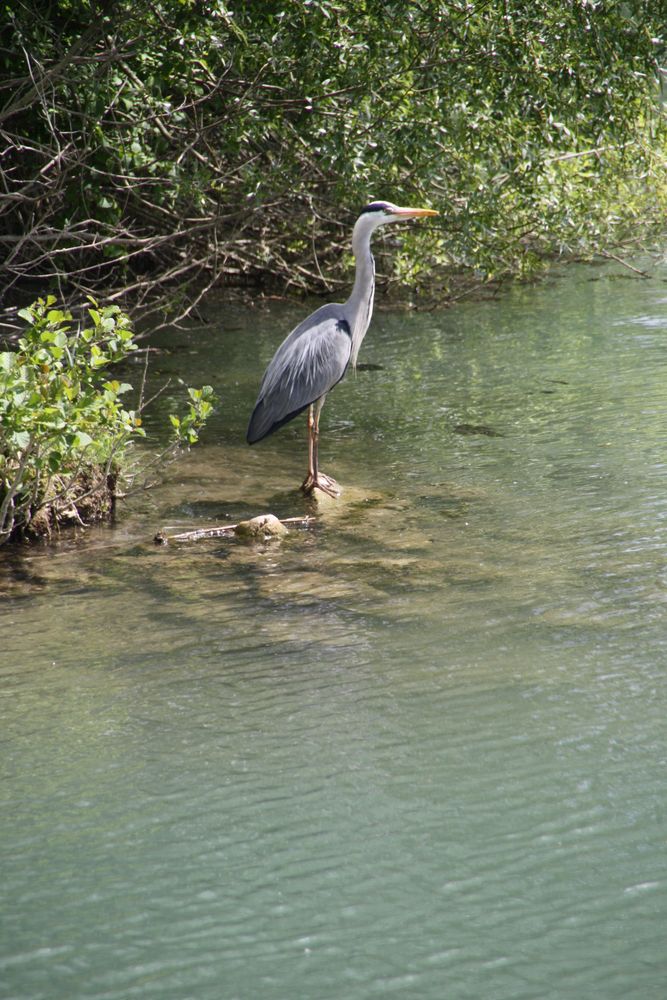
[2,258,667,1000]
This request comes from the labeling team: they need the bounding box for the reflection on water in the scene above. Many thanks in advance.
[2,259,667,999]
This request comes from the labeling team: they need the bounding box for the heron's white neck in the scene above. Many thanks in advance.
[345,215,382,367]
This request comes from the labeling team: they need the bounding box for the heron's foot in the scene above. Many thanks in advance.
[301,471,341,499]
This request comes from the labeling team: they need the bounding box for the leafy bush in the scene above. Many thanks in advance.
[0,1,665,316]
[0,297,214,544]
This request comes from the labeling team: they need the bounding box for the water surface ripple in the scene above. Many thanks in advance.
[2,260,667,999]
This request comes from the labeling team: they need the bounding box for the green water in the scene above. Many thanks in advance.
[2,259,667,999]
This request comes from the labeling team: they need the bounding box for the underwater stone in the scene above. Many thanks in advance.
[234,514,289,539]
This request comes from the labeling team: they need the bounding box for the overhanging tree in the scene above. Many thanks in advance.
[0,0,665,323]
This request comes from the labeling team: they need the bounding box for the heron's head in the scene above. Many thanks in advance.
[359,200,439,227]
[352,202,438,249]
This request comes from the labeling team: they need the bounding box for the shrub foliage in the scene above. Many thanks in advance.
[0,0,665,317]
[0,297,214,544]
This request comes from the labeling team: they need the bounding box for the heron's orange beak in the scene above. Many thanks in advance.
[394,206,439,218]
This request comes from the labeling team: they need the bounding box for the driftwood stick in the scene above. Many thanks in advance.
[597,249,651,278]
[154,515,316,544]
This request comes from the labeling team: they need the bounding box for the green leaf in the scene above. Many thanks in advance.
[74,431,94,449]
[11,430,30,450]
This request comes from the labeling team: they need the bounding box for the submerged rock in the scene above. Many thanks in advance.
[234,513,289,539]
[454,423,503,437]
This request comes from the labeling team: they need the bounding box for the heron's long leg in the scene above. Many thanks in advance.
[301,396,340,498]
[307,404,316,481]
[311,396,324,481]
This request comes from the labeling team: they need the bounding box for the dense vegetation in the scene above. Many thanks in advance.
[0,298,214,544]
[1,0,665,322]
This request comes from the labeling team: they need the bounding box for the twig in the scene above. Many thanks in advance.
[0,436,34,540]
[155,515,316,544]
[597,250,652,278]
[544,140,635,164]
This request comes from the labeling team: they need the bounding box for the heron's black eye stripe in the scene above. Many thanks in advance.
[360,201,390,214]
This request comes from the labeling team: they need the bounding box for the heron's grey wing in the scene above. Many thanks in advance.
[247,305,352,443]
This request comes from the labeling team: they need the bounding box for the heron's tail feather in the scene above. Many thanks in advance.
[246,397,310,444]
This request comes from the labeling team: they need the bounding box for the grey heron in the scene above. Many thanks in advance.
[246,200,438,497]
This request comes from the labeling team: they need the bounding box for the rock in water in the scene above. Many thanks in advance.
[234,514,289,539]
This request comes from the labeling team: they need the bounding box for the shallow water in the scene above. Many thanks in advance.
[2,258,667,999]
